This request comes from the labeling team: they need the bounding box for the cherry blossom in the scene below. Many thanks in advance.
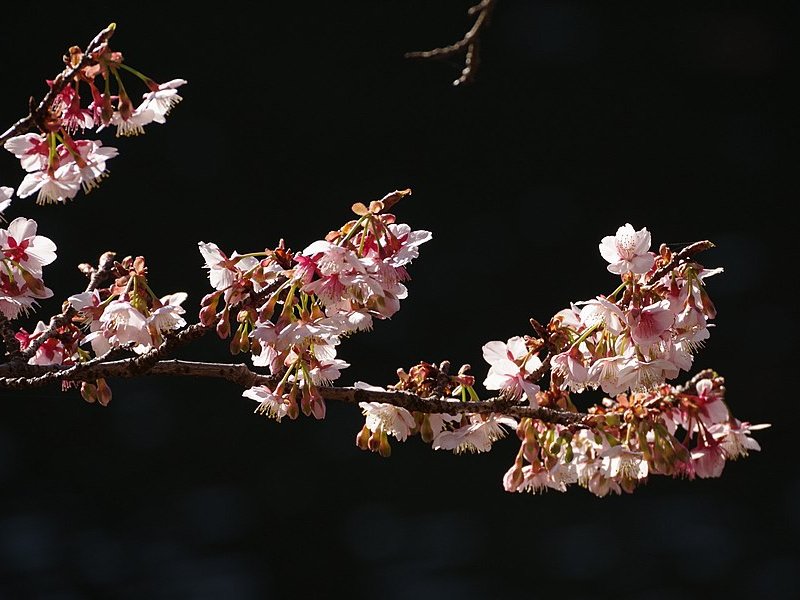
[710,420,770,460]
[482,336,542,403]
[0,217,57,277]
[138,79,187,124]
[356,383,417,442]
[243,385,289,422]
[16,164,82,205]
[627,300,675,347]
[0,186,12,216]
[599,223,655,275]
[433,414,517,454]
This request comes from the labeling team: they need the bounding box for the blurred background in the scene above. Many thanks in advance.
[0,1,796,598]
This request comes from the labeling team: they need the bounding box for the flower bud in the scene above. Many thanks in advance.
[240,327,251,353]
[419,415,434,443]
[118,89,133,121]
[96,378,112,406]
[216,308,231,339]
[250,335,262,356]
[101,93,114,125]
[286,385,300,420]
[300,386,312,416]
[378,431,392,458]
[80,382,98,404]
[229,325,243,355]
[523,441,538,463]
[356,425,371,450]
[368,427,382,452]
[508,466,524,489]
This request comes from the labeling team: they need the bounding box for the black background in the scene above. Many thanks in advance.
[0,2,796,598]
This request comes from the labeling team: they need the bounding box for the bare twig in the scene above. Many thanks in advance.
[405,0,498,86]
[0,23,116,146]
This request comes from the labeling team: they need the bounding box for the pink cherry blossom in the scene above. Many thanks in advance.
[356,383,417,441]
[70,139,119,192]
[108,106,157,137]
[3,133,49,172]
[305,357,350,386]
[691,441,726,478]
[599,223,655,275]
[138,79,187,124]
[577,296,626,334]
[433,414,517,454]
[243,385,289,422]
[627,300,675,347]
[550,349,589,392]
[16,164,82,205]
[87,299,152,354]
[625,357,680,391]
[0,217,57,277]
[710,420,770,460]
[147,292,188,333]
[482,336,542,403]
[601,445,649,481]
[17,321,65,366]
[383,223,433,267]
[587,355,635,396]
[0,186,12,217]
[198,242,260,292]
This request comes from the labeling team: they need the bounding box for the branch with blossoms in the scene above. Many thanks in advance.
[0,23,186,205]
[0,25,768,498]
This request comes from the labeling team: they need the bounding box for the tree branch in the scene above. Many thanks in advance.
[0,353,594,424]
[0,23,117,146]
[405,0,498,86]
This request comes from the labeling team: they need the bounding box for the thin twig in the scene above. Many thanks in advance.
[405,0,498,86]
[0,23,116,146]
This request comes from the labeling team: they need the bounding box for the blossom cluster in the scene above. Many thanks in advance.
[350,222,768,496]
[503,373,767,496]
[355,361,517,458]
[13,254,187,405]
[0,23,766,496]
[196,191,432,421]
[1,24,185,205]
[0,202,56,321]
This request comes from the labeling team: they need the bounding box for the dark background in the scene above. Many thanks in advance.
[0,1,796,598]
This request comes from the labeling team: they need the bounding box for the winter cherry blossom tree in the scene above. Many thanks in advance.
[0,22,769,498]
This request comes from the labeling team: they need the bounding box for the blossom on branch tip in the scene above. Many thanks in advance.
[599,223,655,275]
[198,242,259,293]
[139,79,187,124]
[710,420,770,460]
